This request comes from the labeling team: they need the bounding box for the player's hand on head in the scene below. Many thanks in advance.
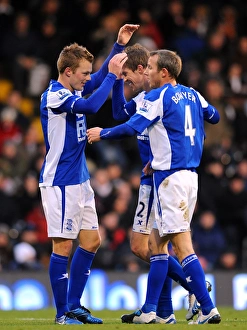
[87,127,103,144]
[117,24,140,45]
[108,52,128,77]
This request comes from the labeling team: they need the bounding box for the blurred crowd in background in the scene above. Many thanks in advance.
[1,0,247,273]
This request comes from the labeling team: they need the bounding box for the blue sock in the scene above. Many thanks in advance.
[168,256,192,293]
[156,276,173,318]
[182,254,214,314]
[68,247,95,310]
[142,254,169,313]
[49,253,69,318]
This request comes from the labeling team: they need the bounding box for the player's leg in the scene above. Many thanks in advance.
[67,180,103,324]
[122,229,170,324]
[168,170,221,324]
[131,183,153,261]
[68,229,100,310]
[156,276,176,324]
[131,184,175,323]
[125,181,189,323]
[172,232,220,323]
[130,231,150,262]
[40,186,82,325]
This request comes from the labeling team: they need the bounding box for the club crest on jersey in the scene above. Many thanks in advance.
[57,89,70,100]
[139,100,152,113]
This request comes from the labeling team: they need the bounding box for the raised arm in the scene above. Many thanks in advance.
[112,79,137,121]
[83,24,139,95]
[73,53,128,114]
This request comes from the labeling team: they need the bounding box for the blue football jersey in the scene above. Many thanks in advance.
[131,92,152,185]
[39,81,90,186]
[126,83,219,171]
[39,42,125,187]
[112,84,152,185]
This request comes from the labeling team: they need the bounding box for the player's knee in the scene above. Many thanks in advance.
[91,235,101,252]
[53,238,73,257]
[80,234,101,253]
[131,243,149,262]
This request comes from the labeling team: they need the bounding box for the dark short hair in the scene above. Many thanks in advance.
[123,43,150,71]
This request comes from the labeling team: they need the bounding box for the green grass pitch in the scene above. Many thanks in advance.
[0,307,246,329]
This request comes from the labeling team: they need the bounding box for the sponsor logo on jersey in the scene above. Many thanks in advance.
[139,100,152,113]
[57,90,70,100]
[76,116,86,142]
[137,134,149,141]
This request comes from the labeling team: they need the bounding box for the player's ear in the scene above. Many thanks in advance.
[161,67,168,78]
[65,67,72,77]
[137,64,145,73]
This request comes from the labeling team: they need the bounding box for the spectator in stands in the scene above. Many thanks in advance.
[216,174,247,261]
[13,223,43,270]
[157,0,186,49]
[71,0,103,53]
[231,36,247,77]
[216,248,240,270]
[236,157,247,190]
[90,167,117,217]
[197,156,226,213]
[0,89,30,134]
[1,11,49,96]
[200,30,229,72]
[37,18,65,80]
[0,170,20,226]
[202,78,234,149]
[172,14,206,62]
[226,62,247,94]
[93,211,126,269]
[0,223,16,271]
[0,140,29,194]
[0,0,15,74]
[192,210,226,271]
[16,171,40,219]
[134,7,164,48]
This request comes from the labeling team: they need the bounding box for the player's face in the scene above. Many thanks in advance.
[121,66,145,93]
[145,55,162,89]
[69,60,92,91]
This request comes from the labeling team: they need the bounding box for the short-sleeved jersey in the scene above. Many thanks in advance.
[127,83,218,171]
[39,81,89,186]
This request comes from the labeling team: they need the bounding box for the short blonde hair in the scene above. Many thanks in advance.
[57,43,94,74]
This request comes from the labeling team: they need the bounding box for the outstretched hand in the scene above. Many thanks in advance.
[117,24,140,46]
[87,127,103,144]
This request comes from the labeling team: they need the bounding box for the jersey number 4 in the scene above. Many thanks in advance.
[184,105,196,146]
